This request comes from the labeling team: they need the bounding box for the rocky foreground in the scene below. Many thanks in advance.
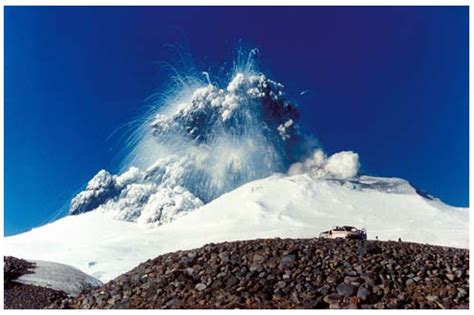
[4,257,68,309]
[51,238,469,309]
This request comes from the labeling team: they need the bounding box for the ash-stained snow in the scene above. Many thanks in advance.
[338,176,419,194]
[15,260,102,296]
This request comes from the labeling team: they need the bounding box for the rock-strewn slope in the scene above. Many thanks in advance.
[51,238,469,309]
[4,257,67,309]
[5,256,35,282]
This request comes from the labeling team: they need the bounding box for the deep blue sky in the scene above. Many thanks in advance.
[5,6,469,236]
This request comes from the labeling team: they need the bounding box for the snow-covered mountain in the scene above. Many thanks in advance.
[4,173,468,283]
[4,54,468,284]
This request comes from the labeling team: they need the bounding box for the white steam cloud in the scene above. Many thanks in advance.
[288,149,360,180]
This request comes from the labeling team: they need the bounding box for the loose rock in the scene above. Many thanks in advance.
[46,238,468,309]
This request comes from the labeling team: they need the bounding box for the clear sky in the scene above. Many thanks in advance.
[5,6,469,236]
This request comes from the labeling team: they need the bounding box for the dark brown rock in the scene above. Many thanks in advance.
[45,238,469,309]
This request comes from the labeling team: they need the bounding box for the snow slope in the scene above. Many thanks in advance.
[14,260,102,296]
[4,174,468,283]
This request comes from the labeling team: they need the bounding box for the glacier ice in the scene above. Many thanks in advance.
[15,260,102,297]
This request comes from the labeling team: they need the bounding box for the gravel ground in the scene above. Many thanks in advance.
[50,238,469,309]
[4,256,67,309]
[5,282,68,309]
